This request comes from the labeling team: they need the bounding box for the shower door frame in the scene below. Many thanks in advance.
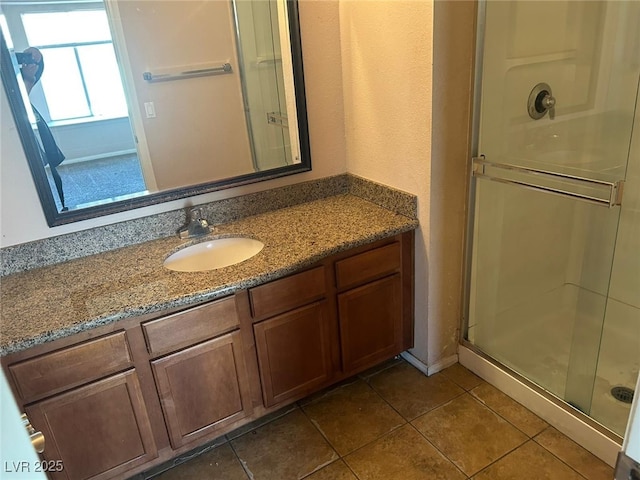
[459,0,627,446]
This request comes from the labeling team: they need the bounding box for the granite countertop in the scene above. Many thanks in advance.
[1,194,418,356]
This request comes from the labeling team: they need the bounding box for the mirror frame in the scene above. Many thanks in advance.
[1,0,310,227]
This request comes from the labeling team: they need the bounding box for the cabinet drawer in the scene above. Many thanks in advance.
[143,296,239,355]
[9,332,132,402]
[249,266,325,319]
[335,242,401,290]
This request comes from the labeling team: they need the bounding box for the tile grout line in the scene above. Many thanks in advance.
[297,376,415,479]
[464,387,594,478]
[411,380,592,479]
[363,362,471,422]
[467,437,533,479]
[404,398,481,480]
[297,404,364,480]
[226,434,254,480]
[466,382,551,438]
[529,429,592,480]
[381,364,524,479]
[460,392,533,477]
[361,364,472,479]
[405,421,471,479]
[297,390,409,476]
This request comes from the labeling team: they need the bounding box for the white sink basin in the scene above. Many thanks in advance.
[164,237,264,272]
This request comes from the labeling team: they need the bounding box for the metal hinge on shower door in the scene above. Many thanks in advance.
[267,112,288,128]
[471,156,625,207]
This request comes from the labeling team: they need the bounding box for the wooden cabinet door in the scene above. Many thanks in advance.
[254,302,336,407]
[25,370,157,480]
[151,331,252,449]
[338,274,403,374]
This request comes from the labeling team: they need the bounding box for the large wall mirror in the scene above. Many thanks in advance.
[0,0,310,227]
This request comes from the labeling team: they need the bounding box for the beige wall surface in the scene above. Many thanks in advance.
[429,0,476,366]
[338,0,434,364]
[1,0,475,371]
[339,0,475,366]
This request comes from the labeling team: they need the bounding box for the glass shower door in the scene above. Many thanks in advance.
[467,0,639,420]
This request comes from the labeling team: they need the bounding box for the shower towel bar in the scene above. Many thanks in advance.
[255,56,282,67]
[142,63,232,82]
[472,156,624,207]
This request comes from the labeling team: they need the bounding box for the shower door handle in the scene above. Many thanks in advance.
[472,157,624,207]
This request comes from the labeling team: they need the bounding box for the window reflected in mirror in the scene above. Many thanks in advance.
[0,0,309,225]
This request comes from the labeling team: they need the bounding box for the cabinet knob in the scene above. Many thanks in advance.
[21,413,45,454]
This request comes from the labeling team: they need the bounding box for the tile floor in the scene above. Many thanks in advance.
[146,359,615,480]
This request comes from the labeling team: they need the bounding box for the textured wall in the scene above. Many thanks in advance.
[338,0,434,364]
[429,1,476,366]
[340,0,476,368]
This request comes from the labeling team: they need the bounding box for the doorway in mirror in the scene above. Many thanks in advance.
[0,3,149,212]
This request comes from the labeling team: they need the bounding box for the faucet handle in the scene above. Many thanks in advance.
[178,207,212,238]
[190,207,203,220]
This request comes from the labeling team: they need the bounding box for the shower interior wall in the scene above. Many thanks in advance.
[467,0,639,437]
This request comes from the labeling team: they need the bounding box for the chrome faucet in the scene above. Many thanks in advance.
[178,207,213,239]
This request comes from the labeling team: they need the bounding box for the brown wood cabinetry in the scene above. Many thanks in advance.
[151,330,252,448]
[250,233,413,408]
[250,266,338,407]
[338,274,403,373]
[24,370,157,480]
[254,301,336,407]
[144,296,253,450]
[8,332,133,403]
[249,266,326,320]
[7,332,157,480]
[142,297,239,356]
[334,241,409,375]
[2,231,414,480]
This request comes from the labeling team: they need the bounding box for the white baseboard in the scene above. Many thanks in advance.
[63,149,137,165]
[459,345,621,467]
[401,351,458,376]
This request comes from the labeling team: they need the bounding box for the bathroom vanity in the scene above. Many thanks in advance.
[1,192,416,480]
